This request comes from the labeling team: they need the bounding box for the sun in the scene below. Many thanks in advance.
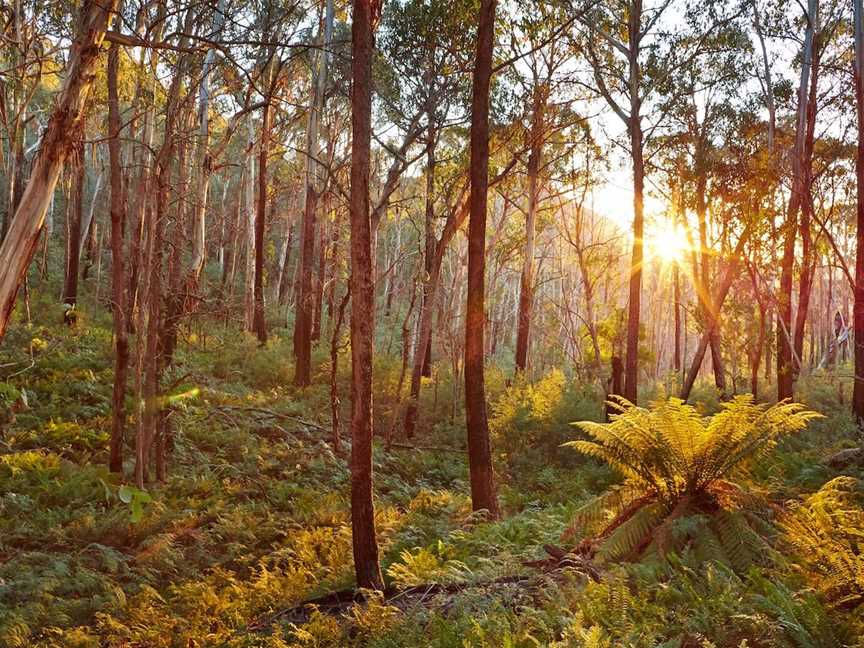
[647,216,690,264]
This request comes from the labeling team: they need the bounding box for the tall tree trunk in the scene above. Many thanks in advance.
[514,85,545,374]
[254,101,270,344]
[793,26,821,376]
[126,12,165,333]
[243,116,256,332]
[465,0,500,518]
[134,14,190,484]
[778,0,816,400]
[421,122,436,378]
[623,4,644,404]
[294,0,335,386]
[107,40,128,474]
[852,0,864,426]
[348,0,384,591]
[187,0,227,291]
[62,147,85,307]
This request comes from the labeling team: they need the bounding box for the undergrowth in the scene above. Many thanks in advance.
[1,292,863,646]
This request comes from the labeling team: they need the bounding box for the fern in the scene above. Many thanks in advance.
[564,396,820,567]
[780,476,864,610]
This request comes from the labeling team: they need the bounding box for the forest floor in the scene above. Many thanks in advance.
[1,289,864,647]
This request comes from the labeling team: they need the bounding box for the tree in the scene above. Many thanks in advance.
[576,0,741,402]
[294,0,336,386]
[107,37,127,474]
[348,0,384,590]
[853,0,864,426]
[778,0,817,400]
[465,0,500,518]
[0,0,117,341]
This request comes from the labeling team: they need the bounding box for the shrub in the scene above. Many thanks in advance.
[490,369,603,471]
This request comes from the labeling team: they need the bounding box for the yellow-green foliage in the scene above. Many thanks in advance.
[490,369,602,469]
[565,396,821,565]
[781,476,864,611]
[387,541,470,587]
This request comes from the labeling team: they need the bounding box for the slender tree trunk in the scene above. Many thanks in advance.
[852,0,864,426]
[127,13,165,333]
[778,0,816,401]
[515,85,545,374]
[107,40,128,474]
[187,0,227,292]
[348,0,383,591]
[62,147,85,307]
[254,101,270,344]
[243,116,256,332]
[465,0,500,518]
[793,28,821,376]
[623,4,644,404]
[294,0,335,385]
[421,123,436,377]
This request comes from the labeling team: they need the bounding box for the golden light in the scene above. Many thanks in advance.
[646,216,690,264]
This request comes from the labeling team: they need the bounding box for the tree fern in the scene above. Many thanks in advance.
[563,396,820,567]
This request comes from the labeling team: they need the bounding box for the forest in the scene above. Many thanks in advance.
[1,0,864,645]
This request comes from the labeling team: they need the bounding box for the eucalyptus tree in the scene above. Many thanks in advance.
[294,0,337,385]
[378,0,473,378]
[650,9,752,394]
[348,0,385,591]
[0,0,116,342]
[0,0,49,243]
[465,0,500,518]
[507,1,581,374]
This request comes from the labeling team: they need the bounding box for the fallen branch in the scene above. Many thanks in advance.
[247,574,536,631]
[213,405,328,431]
[388,442,467,454]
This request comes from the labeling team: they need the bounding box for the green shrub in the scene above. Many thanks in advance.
[490,369,603,471]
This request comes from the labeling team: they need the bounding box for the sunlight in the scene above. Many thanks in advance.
[646,216,690,264]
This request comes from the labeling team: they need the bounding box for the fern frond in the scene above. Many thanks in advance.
[596,501,666,563]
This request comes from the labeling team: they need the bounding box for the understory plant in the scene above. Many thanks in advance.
[564,396,821,568]
[781,476,864,615]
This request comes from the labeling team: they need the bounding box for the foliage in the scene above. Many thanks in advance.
[780,476,864,613]
[490,369,603,472]
[564,396,821,566]
[3,298,862,647]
